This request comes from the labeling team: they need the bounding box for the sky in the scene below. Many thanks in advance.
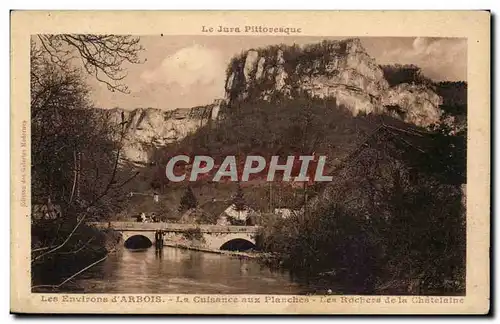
[88,36,467,110]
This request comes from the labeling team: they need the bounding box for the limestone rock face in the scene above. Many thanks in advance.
[255,57,266,80]
[381,84,443,127]
[224,38,443,127]
[102,100,223,165]
[243,50,259,81]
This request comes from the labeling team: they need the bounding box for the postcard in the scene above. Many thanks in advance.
[11,10,490,314]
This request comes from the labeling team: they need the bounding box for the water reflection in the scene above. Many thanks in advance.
[61,247,302,294]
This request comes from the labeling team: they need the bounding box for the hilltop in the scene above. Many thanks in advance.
[224,38,444,128]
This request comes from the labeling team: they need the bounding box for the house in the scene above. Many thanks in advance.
[273,208,299,219]
[32,198,62,221]
[184,199,262,226]
[221,204,256,222]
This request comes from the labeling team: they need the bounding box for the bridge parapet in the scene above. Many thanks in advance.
[89,221,259,233]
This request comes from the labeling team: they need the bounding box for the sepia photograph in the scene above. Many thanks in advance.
[11,11,490,314]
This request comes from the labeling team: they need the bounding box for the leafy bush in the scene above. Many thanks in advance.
[182,227,204,241]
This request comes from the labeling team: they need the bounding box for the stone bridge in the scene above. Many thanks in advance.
[92,222,259,251]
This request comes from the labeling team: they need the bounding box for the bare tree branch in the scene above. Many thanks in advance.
[57,237,95,255]
[36,34,143,93]
[69,150,78,204]
[32,250,113,290]
[32,215,88,262]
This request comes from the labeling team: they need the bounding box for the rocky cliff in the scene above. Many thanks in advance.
[98,39,450,165]
[225,38,443,128]
[101,100,223,165]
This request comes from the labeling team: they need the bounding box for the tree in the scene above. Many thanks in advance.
[255,121,466,295]
[233,184,246,211]
[30,35,143,289]
[35,34,143,93]
[31,34,143,217]
[380,64,432,87]
[179,186,197,212]
[30,39,138,220]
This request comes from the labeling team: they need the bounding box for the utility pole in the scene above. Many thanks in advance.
[76,151,81,201]
[269,182,273,213]
[303,181,308,220]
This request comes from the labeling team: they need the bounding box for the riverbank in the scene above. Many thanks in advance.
[32,224,122,290]
[163,241,261,259]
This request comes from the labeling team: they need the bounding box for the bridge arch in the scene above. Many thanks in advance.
[220,238,256,251]
[91,222,259,251]
[124,234,153,249]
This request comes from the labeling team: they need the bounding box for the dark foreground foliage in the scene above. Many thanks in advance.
[256,128,466,295]
[31,219,121,288]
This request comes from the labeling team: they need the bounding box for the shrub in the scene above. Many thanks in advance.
[182,227,204,241]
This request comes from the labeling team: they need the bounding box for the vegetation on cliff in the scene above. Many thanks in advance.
[147,96,376,216]
[380,64,433,87]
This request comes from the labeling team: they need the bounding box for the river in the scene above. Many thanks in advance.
[58,247,311,294]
